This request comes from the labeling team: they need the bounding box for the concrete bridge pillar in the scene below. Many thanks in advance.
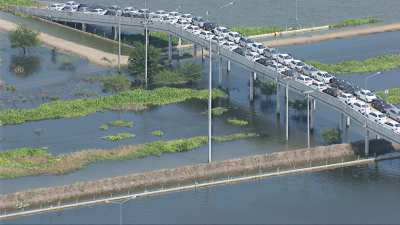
[310,98,315,132]
[346,116,351,128]
[365,127,370,156]
[193,44,197,57]
[249,72,256,102]
[218,56,223,86]
[112,26,118,40]
[178,38,182,57]
[285,83,289,141]
[81,23,86,32]
[307,94,311,148]
[168,34,172,65]
[227,60,231,73]
[276,78,280,117]
[201,48,204,62]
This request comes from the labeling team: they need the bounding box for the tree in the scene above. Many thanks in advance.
[128,43,161,85]
[10,25,40,55]
[321,128,342,145]
[177,63,202,83]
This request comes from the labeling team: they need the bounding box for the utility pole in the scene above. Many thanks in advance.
[118,14,121,73]
[208,38,212,163]
[144,0,149,88]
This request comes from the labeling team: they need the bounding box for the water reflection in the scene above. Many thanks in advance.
[9,54,40,77]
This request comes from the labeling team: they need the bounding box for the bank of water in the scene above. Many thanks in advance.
[5,159,400,224]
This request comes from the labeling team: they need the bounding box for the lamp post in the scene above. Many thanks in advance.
[106,196,136,225]
[144,0,149,88]
[364,71,381,90]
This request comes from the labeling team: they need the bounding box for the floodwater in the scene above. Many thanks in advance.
[1,1,400,223]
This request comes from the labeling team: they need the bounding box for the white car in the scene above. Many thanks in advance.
[310,80,328,92]
[338,92,356,105]
[367,111,387,124]
[49,3,65,11]
[250,42,265,54]
[180,13,193,22]
[185,25,201,35]
[61,5,77,12]
[276,54,293,65]
[88,8,107,15]
[221,41,239,51]
[312,71,334,84]
[227,32,241,44]
[269,62,287,73]
[214,26,230,37]
[350,100,371,115]
[168,11,181,19]
[295,75,313,86]
[245,51,261,62]
[199,31,214,40]
[65,1,79,9]
[176,19,191,28]
[289,60,306,71]
[355,89,377,103]
[211,35,226,44]
[153,10,169,17]
[384,120,400,134]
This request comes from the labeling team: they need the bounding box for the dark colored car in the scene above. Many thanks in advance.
[203,22,217,31]
[233,47,246,56]
[239,37,253,48]
[262,47,278,58]
[323,87,339,97]
[387,106,400,122]
[371,98,391,113]
[255,58,274,67]
[192,16,206,28]
[281,69,296,77]
[330,78,355,94]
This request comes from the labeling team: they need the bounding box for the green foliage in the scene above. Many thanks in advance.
[153,63,202,85]
[108,120,134,128]
[87,74,132,93]
[0,87,227,125]
[289,99,308,111]
[102,132,136,142]
[5,84,16,92]
[128,43,162,84]
[99,124,109,131]
[0,0,35,9]
[231,26,284,36]
[376,88,400,104]
[201,107,229,116]
[260,81,277,96]
[329,17,379,29]
[0,133,258,178]
[227,118,249,126]
[321,128,342,145]
[151,130,165,137]
[123,32,178,48]
[9,25,39,55]
[307,54,400,74]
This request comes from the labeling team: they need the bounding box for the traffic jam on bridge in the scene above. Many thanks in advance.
[49,1,400,136]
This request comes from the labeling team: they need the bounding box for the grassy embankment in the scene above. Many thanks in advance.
[0,133,258,178]
[329,17,379,29]
[307,54,400,74]
[0,87,227,126]
[0,0,36,9]
[231,26,284,36]
[376,88,400,105]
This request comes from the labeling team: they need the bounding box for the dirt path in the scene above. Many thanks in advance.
[0,18,129,67]
[264,22,400,47]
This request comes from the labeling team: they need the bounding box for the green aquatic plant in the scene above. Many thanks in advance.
[376,88,400,104]
[108,120,134,128]
[101,132,136,142]
[151,130,165,137]
[227,118,249,126]
[0,133,258,178]
[231,26,284,36]
[329,17,379,29]
[0,87,227,125]
[99,124,109,131]
[201,107,229,116]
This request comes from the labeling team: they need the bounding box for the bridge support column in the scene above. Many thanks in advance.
[81,23,86,32]
[113,26,118,40]
[193,44,197,57]
[227,60,231,73]
[307,94,311,148]
[285,83,289,141]
[276,78,280,117]
[201,48,204,62]
[168,34,172,65]
[208,39,213,163]
[346,116,351,128]
[310,98,315,132]
[365,125,370,156]
[218,56,223,87]
[178,38,182,57]
[249,72,255,102]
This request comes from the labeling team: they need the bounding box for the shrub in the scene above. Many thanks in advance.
[321,128,342,145]
[329,17,379,29]
[151,130,165,137]
[9,25,39,55]
[227,118,249,126]
[102,132,136,142]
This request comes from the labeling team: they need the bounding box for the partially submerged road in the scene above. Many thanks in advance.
[0,18,129,67]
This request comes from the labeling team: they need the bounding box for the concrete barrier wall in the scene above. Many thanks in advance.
[0,143,360,212]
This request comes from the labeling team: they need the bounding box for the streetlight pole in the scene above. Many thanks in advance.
[364,71,381,90]
[208,38,212,163]
[118,13,121,73]
[144,0,149,88]
[295,0,298,23]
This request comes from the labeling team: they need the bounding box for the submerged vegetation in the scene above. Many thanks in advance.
[321,128,342,145]
[151,130,165,137]
[289,99,308,111]
[0,133,258,178]
[376,88,400,104]
[108,120,134,128]
[153,63,202,85]
[259,81,277,96]
[87,74,132,93]
[227,118,249,126]
[201,107,229,116]
[329,17,379,29]
[0,87,227,125]
[231,26,284,36]
[307,54,400,74]
[102,132,136,142]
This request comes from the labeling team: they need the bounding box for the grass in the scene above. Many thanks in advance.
[0,133,258,178]
[227,118,249,126]
[329,17,379,29]
[99,124,109,131]
[231,26,284,36]
[153,63,202,86]
[321,128,342,145]
[376,88,400,104]
[151,130,165,137]
[123,32,179,48]
[307,54,400,74]
[86,74,132,93]
[0,0,36,9]
[102,132,136,142]
[201,107,229,116]
[0,87,227,126]
[108,120,134,128]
